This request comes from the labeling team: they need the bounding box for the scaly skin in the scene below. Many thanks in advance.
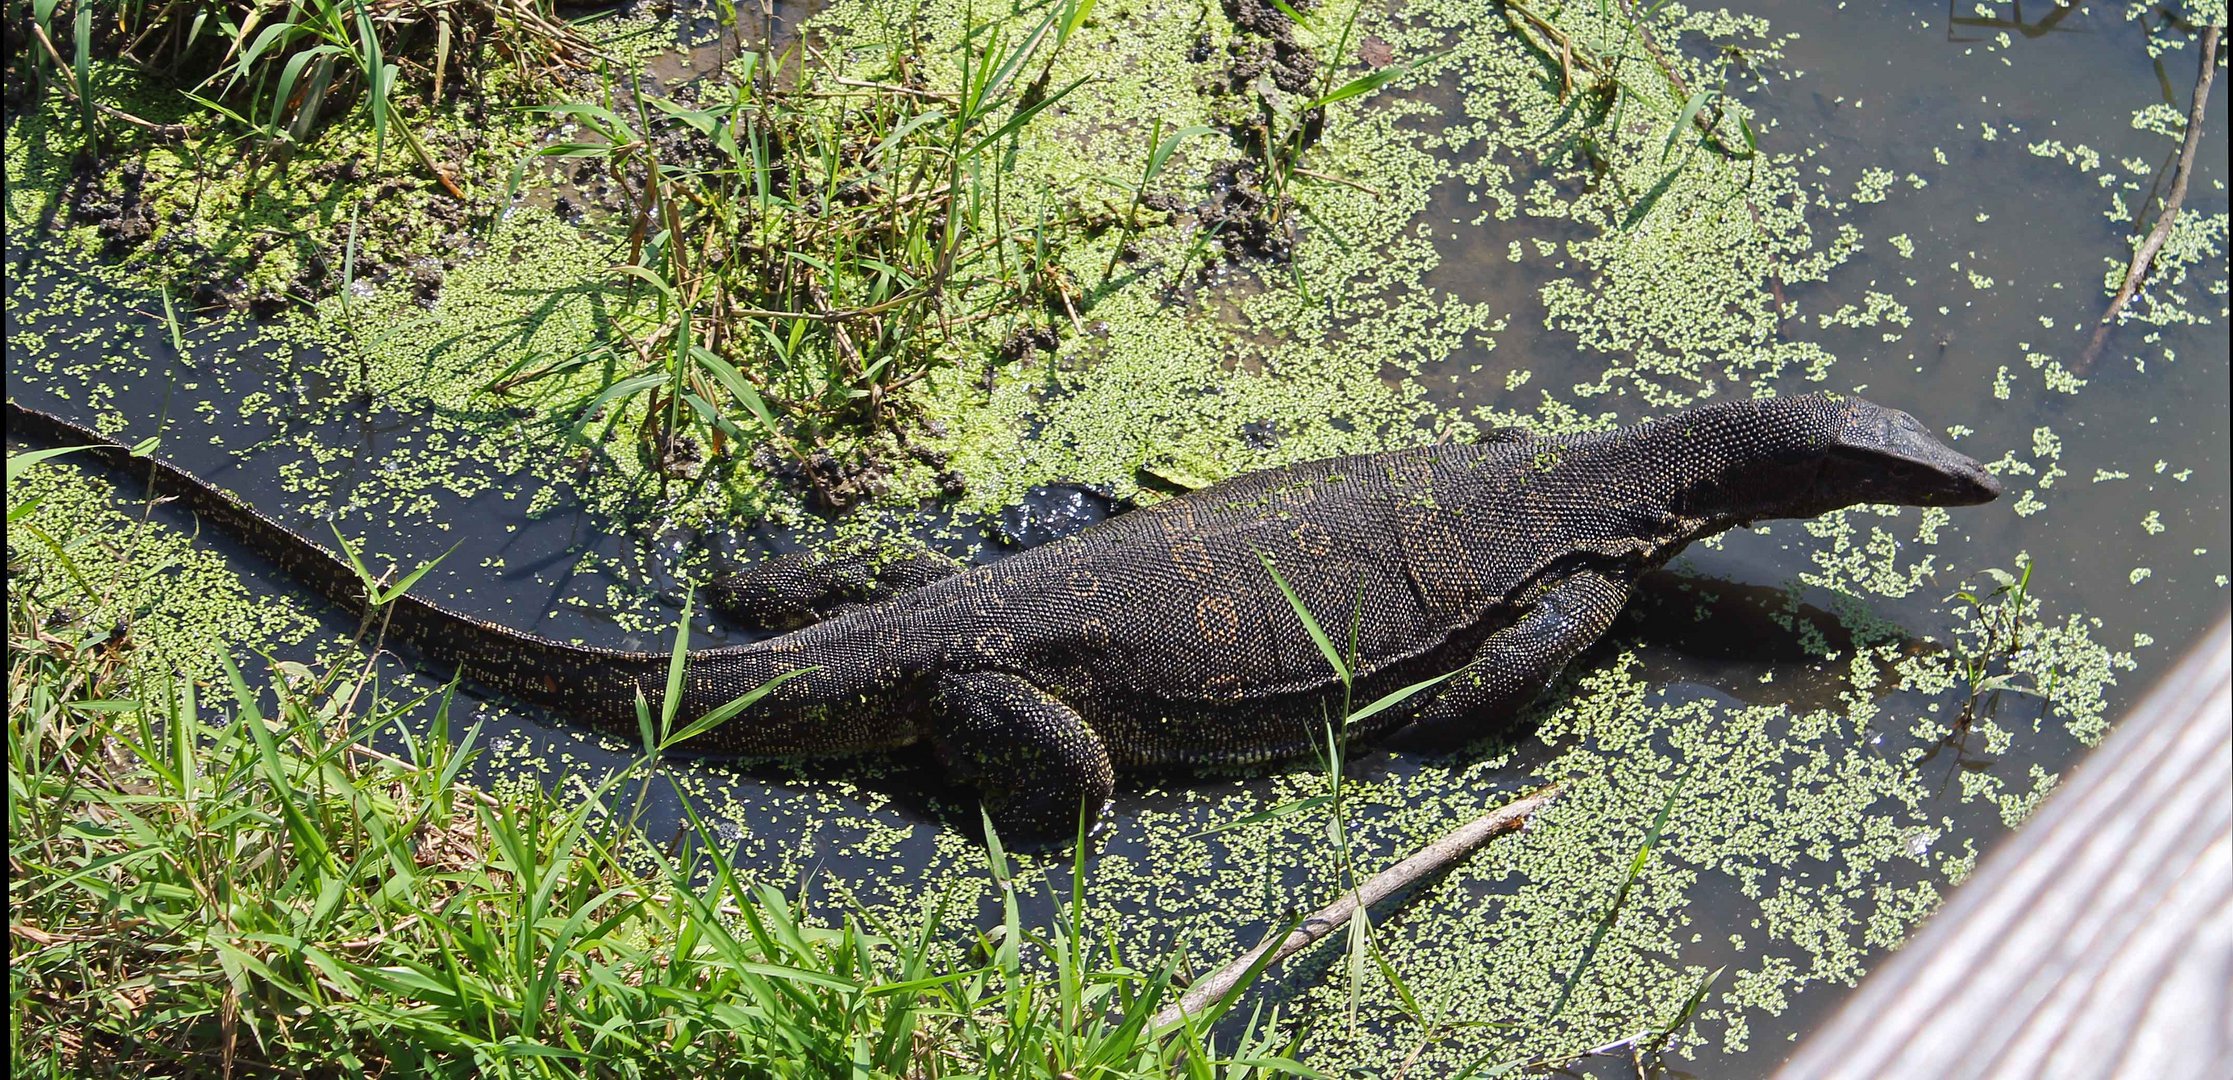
[6,394,2001,846]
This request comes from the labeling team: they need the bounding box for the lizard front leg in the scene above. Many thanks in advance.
[930,671,1115,849]
[1395,569,1632,744]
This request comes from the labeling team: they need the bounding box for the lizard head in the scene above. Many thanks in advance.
[1808,394,2004,509]
[1671,394,2002,527]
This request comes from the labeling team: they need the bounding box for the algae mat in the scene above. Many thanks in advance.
[6,0,2227,1072]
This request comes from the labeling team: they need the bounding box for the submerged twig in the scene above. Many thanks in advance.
[2083,23,2219,370]
[1616,0,1686,93]
[1499,0,1607,93]
[1616,0,1754,160]
[1291,166,1385,197]
[831,77,958,100]
[1150,783,1563,1032]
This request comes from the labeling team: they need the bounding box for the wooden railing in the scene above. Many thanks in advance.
[1774,615,2231,1078]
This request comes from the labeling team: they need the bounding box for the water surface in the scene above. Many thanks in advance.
[6,0,2226,1073]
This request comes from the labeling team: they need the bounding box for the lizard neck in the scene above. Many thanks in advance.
[1635,399,1827,539]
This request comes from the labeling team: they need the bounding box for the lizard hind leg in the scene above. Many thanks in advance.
[930,671,1114,850]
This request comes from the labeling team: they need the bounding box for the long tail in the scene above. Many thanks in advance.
[6,400,869,746]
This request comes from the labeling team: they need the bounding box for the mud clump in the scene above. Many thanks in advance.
[56,139,482,314]
[302,152,481,308]
[999,325,1062,364]
[1195,160,1296,261]
[752,442,895,511]
[1171,0,1322,268]
[65,159,289,314]
[74,160,159,254]
[1221,0,1321,93]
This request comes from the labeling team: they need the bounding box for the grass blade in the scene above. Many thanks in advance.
[1305,49,1453,110]
[1548,771,1688,1018]
[1258,551,1347,685]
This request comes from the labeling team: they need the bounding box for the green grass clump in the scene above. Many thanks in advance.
[18,0,590,166]
[490,1,1112,496]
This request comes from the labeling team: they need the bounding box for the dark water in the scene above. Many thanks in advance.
[1411,0,2229,678]
[6,1,2227,1074]
[1410,2,2228,1073]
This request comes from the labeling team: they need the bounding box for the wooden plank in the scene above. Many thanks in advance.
[1775,615,2231,1079]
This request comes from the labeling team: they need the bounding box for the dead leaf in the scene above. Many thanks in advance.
[1360,36,1396,69]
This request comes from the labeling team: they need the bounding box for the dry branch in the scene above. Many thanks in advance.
[2082,23,2220,370]
[1150,783,1564,1032]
